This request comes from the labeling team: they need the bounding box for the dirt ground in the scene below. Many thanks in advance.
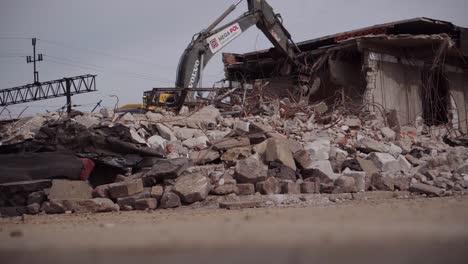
[1,196,467,264]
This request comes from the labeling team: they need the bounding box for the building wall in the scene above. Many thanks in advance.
[447,71,468,133]
[365,51,468,134]
[365,52,423,126]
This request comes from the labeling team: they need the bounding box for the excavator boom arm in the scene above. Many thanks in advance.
[171,0,302,109]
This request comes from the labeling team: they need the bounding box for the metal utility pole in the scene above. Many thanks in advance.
[26,38,43,84]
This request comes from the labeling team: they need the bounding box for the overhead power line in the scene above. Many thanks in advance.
[39,38,176,71]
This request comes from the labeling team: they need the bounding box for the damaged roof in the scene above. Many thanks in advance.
[227,17,468,60]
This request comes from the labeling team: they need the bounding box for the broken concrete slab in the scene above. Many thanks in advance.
[59,198,119,213]
[358,138,389,153]
[221,147,251,162]
[302,160,338,183]
[265,138,297,171]
[233,121,250,135]
[0,180,52,194]
[174,127,205,141]
[368,152,400,172]
[334,176,357,193]
[304,139,331,160]
[409,182,444,197]
[381,127,396,141]
[236,183,255,195]
[342,168,366,192]
[371,173,395,191]
[183,136,209,149]
[144,158,192,180]
[211,184,239,196]
[256,177,281,195]
[212,137,250,151]
[108,179,144,199]
[281,182,300,194]
[190,149,220,165]
[147,135,167,153]
[173,173,211,204]
[134,198,157,210]
[234,156,268,184]
[150,185,164,201]
[48,180,93,200]
[156,123,177,141]
[176,105,220,129]
[160,191,181,209]
[116,189,151,208]
[300,182,316,194]
[397,155,412,171]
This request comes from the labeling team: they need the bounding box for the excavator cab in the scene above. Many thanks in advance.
[143,89,179,109]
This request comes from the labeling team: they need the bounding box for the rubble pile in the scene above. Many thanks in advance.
[1,102,467,217]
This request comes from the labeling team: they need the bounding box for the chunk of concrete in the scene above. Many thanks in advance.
[221,147,251,162]
[236,183,255,195]
[135,198,157,210]
[409,182,444,197]
[304,139,331,160]
[302,160,338,183]
[60,198,119,213]
[397,155,412,172]
[342,168,366,192]
[334,176,357,193]
[281,182,301,194]
[108,179,144,199]
[212,137,250,151]
[381,127,396,141]
[300,182,316,194]
[144,158,192,180]
[233,121,250,135]
[173,173,211,204]
[234,156,268,184]
[371,173,395,191]
[190,149,220,165]
[160,191,181,209]
[183,136,209,149]
[150,185,164,201]
[368,152,400,172]
[174,128,205,141]
[211,184,239,196]
[48,180,93,200]
[256,177,280,195]
[265,138,297,171]
[156,123,177,141]
[147,135,167,153]
[358,138,389,153]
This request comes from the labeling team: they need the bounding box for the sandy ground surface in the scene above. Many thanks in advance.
[0,196,467,264]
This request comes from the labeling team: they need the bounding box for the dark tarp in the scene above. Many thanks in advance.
[0,152,83,184]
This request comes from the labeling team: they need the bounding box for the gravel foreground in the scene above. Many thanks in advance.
[1,196,467,264]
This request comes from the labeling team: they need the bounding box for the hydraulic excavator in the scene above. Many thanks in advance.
[141,0,311,111]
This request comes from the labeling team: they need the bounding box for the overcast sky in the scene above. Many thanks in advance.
[1,0,467,118]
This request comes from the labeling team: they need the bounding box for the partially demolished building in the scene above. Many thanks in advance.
[224,18,468,135]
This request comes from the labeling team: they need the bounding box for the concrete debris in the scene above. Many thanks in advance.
[160,191,181,209]
[173,173,211,204]
[367,153,400,172]
[235,156,268,184]
[134,198,158,210]
[0,93,467,217]
[48,180,93,200]
[236,183,256,195]
[256,177,281,195]
[265,138,297,171]
[304,139,331,160]
[108,179,144,199]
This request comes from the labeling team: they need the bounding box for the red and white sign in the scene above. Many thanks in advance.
[207,23,242,54]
